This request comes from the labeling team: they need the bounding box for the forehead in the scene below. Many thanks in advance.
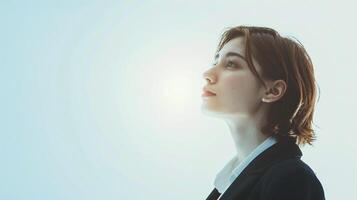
[218,37,245,55]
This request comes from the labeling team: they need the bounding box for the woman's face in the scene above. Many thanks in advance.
[201,37,266,118]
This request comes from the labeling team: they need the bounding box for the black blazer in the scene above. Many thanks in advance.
[206,137,325,200]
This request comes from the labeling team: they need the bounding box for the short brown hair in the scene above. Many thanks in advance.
[215,25,320,146]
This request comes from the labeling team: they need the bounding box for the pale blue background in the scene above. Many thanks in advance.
[1,0,356,199]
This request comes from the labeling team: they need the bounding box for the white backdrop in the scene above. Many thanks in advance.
[1,0,356,199]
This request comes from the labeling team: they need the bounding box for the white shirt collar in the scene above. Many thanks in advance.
[214,136,278,194]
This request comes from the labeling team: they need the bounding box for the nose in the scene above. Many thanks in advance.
[203,70,216,84]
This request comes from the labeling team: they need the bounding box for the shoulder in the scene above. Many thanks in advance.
[257,158,325,200]
[265,158,317,178]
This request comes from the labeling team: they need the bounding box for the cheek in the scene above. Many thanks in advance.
[223,74,251,92]
[221,74,260,100]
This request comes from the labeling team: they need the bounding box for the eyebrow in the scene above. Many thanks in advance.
[214,52,246,61]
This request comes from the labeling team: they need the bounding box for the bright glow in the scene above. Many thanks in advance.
[161,73,192,109]
[2,1,356,200]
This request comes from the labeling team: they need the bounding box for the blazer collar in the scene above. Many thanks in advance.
[212,137,302,200]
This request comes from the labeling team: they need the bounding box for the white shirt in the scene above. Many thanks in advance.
[214,136,278,197]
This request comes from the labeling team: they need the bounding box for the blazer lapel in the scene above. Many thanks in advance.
[206,188,221,200]
[218,137,302,200]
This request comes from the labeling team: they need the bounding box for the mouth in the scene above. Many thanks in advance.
[202,87,217,97]
[201,91,216,97]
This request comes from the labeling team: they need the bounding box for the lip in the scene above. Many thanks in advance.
[202,86,217,97]
[201,91,216,97]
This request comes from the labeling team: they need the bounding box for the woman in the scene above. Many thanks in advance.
[202,26,325,200]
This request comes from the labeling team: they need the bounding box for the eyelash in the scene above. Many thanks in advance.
[213,60,238,68]
[226,61,237,68]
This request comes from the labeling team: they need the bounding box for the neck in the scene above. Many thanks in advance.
[225,118,269,162]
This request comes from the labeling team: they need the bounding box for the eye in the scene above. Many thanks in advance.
[226,61,237,68]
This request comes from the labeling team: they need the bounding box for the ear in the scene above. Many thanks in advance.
[261,80,287,103]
